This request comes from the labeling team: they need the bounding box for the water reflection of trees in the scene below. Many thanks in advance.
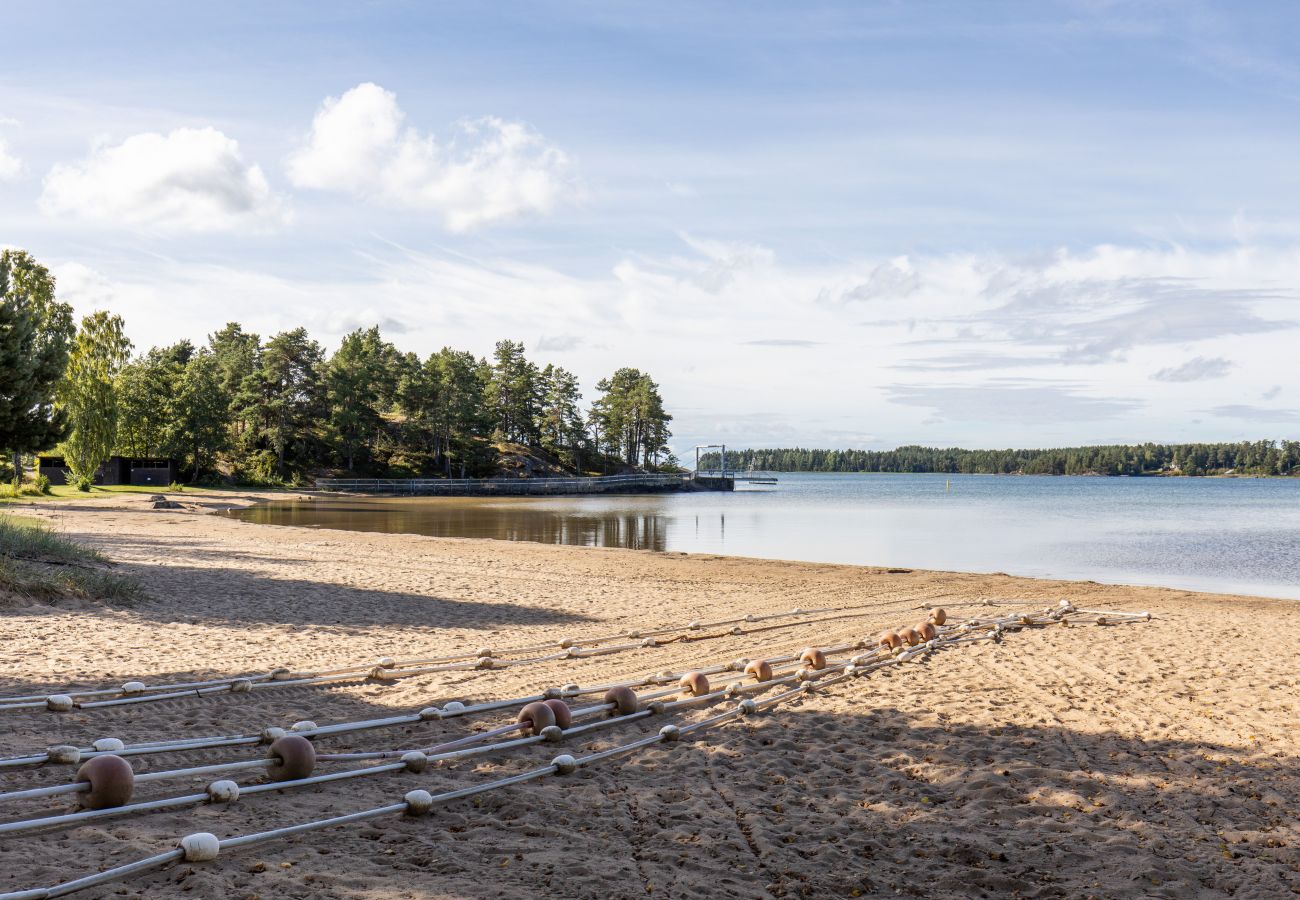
[231,503,669,552]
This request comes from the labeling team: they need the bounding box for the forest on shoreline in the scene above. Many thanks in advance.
[2,249,675,489]
[701,442,1300,477]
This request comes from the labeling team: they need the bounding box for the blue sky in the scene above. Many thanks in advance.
[2,1,1298,452]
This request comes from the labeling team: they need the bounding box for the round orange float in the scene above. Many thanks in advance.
[679,671,710,696]
[542,698,572,729]
[799,648,827,670]
[745,659,773,682]
[266,735,316,782]
[76,754,134,809]
[604,686,640,716]
[516,701,557,735]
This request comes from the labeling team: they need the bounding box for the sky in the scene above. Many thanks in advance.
[2,0,1299,454]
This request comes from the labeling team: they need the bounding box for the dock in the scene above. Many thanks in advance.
[315,470,778,496]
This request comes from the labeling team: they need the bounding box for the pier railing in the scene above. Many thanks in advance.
[315,472,694,496]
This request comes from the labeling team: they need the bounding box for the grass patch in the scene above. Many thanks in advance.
[0,514,141,605]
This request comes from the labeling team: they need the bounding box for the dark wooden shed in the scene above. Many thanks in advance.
[38,456,179,487]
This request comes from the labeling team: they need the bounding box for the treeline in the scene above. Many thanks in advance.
[702,442,1300,477]
[1,249,675,489]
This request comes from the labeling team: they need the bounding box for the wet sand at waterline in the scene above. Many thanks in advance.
[0,490,1296,899]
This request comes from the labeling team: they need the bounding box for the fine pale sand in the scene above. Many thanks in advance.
[0,491,1296,899]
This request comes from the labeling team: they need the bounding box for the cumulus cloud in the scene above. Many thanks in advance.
[536,334,584,352]
[287,82,575,231]
[0,136,21,181]
[823,258,921,305]
[41,127,285,231]
[1152,356,1234,382]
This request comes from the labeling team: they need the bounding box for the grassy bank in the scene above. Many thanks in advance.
[0,514,140,604]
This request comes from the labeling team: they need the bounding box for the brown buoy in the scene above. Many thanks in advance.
[745,659,773,682]
[917,621,937,641]
[516,701,557,735]
[899,627,922,647]
[542,698,573,729]
[929,607,947,626]
[76,754,134,810]
[799,648,827,670]
[266,734,316,782]
[877,631,902,650]
[679,671,710,696]
[604,686,640,716]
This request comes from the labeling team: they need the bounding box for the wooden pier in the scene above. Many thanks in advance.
[315,473,694,496]
[315,470,778,496]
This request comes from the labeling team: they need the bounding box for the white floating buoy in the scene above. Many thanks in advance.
[47,744,80,765]
[551,754,578,775]
[659,724,681,741]
[206,780,240,803]
[442,701,466,714]
[46,695,74,712]
[401,751,428,773]
[93,738,125,753]
[259,727,287,744]
[179,832,221,862]
[290,720,317,733]
[120,681,147,696]
[404,789,434,815]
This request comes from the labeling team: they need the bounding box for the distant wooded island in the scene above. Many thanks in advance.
[700,442,1300,477]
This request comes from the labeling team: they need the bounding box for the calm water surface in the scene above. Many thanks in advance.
[226,473,1300,600]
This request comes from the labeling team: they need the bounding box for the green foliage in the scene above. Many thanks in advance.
[488,339,540,445]
[589,368,672,468]
[325,327,401,471]
[0,250,75,485]
[234,328,325,480]
[0,513,140,604]
[538,364,586,466]
[701,442,1300,477]
[57,311,132,490]
[13,300,674,485]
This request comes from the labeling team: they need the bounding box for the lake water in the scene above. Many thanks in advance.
[226,473,1300,600]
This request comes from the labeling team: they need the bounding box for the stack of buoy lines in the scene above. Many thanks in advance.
[0,601,1153,900]
[0,604,861,715]
[0,638,886,835]
[0,623,895,780]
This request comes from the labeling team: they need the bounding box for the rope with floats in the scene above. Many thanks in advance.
[0,605,859,714]
[0,603,972,770]
[0,601,1150,898]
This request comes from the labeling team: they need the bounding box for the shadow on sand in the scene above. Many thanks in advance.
[0,666,1293,900]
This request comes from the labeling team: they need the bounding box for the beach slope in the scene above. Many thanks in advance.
[0,492,1295,898]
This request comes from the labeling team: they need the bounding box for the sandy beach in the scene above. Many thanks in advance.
[0,490,1296,899]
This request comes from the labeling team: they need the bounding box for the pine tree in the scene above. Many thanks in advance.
[0,250,75,486]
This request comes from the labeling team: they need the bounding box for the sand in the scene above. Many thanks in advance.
[0,490,1296,899]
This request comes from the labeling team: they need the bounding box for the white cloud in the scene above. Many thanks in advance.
[1152,356,1234,382]
[287,82,575,232]
[0,135,21,180]
[40,127,286,231]
[47,235,1300,454]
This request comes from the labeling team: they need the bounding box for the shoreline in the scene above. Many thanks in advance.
[1,491,1297,897]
